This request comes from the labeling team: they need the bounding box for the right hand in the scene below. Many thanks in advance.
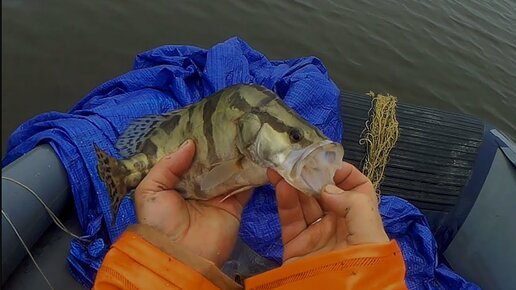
[267,162,389,264]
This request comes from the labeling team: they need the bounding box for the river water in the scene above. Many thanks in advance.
[2,0,515,156]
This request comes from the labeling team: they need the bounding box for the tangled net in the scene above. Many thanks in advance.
[359,91,400,199]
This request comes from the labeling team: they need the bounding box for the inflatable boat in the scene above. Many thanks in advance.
[2,91,515,290]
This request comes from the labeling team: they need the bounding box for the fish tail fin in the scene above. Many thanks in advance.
[94,144,129,225]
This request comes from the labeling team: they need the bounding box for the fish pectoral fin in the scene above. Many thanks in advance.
[200,158,242,192]
[236,113,262,153]
[220,186,254,203]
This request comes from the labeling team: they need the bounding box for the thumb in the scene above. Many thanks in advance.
[138,140,196,192]
[321,185,389,245]
[319,184,353,216]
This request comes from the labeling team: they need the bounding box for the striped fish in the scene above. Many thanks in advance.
[94,84,344,222]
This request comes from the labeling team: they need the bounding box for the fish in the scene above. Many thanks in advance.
[94,84,344,222]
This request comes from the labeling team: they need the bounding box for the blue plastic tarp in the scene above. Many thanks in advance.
[3,37,479,289]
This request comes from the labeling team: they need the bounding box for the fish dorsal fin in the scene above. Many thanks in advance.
[201,158,242,192]
[116,113,172,158]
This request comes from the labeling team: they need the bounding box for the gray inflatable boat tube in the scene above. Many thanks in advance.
[1,144,70,285]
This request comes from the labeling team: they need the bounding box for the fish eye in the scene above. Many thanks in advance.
[289,128,303,143]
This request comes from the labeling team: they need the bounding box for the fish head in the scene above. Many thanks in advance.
[242,108,344,196]
[277,139,344,196]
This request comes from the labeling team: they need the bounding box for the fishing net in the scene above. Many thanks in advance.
[359,92,400,197]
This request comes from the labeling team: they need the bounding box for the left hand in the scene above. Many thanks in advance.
[134,140,252,267]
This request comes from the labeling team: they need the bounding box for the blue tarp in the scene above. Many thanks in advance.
[3,37,479,289]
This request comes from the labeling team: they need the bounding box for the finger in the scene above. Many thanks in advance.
[267,168,283,186]
[320,184,389,245]
[275,180,307,243]
[319,185,378,221]
[268,167,325,226]
[319,185,353,217]
[334,162,374,195]
[282,217,333,263]
[137,140,196,193]
[297,192,323,225]
[321,185,369,217]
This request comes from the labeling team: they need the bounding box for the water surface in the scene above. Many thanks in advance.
[2,0,515,156]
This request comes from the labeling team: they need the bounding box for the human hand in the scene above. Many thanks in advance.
[268,162,389,264]
[134,140,252,267]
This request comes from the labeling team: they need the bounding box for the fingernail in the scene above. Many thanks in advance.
[180,139,191,149]
[324,184,344,195]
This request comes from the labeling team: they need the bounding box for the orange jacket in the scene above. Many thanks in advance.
[93,224,407,290]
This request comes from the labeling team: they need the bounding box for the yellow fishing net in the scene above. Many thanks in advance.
[359,91,400,199]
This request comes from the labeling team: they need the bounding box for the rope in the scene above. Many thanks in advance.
[2,209,54,290]
[1,176,92,287]
[359,91,400,200]
[2,176,89,242]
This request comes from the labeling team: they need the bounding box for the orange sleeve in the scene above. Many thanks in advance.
[244,240,407,290]
[92,224,242,290]
[93,224,406,290]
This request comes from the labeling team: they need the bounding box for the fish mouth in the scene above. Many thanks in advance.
[276,140,344,196]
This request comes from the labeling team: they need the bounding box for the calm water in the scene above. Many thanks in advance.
[2,0,515,156]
